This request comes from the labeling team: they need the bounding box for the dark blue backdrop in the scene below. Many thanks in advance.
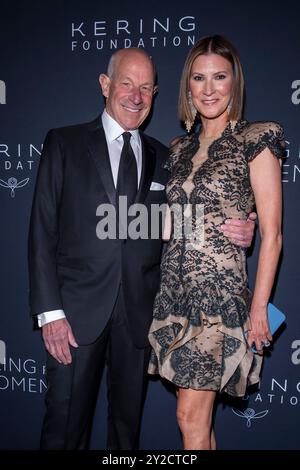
[0,0,299,450]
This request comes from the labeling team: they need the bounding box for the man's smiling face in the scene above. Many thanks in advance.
[100,49,156,130]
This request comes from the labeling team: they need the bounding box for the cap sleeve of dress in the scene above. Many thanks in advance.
[244,121,286,162]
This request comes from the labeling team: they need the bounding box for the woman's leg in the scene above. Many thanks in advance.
[176,388,216,450]
[210,429,216,450]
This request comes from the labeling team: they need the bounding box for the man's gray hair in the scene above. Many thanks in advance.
[107,53,117,77]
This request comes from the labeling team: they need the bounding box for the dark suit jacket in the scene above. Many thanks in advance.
[28,116,169,347]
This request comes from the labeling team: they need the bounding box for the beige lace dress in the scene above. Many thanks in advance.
[148,120,285,397]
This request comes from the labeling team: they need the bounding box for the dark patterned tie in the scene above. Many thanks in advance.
[116,132,138,207]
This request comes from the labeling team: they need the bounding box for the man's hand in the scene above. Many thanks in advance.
[220,212,257,248]
[42,318,78,365]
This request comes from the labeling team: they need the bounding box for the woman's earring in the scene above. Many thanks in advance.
[227,99,237,131]
[227,99,232,116]
[185,91,197,133]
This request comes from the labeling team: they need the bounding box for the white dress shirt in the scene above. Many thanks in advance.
[102,109,142,188]
[37,110,142,327]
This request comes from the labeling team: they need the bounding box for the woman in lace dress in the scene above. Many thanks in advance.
[148,35,284,449]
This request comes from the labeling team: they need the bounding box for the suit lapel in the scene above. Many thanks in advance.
[88,123,116,206]
[136,134,156,205]
[88,123,156,207]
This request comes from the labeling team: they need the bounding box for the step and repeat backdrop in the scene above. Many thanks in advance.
[0,0,299,450]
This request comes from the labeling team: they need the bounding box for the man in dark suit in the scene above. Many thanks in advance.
[28,48,255,450]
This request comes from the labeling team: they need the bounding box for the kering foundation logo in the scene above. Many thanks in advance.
[0,177,29,197]
[71,16,196,52]
[282,140,300,184]
[0,142,42,197]
[0,80,6,104]
[0,340,47,394]
[291,80,300,105]
[232,377,300,419]
[232,407,269,427]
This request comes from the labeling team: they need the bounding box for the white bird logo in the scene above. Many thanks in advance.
[0,177,29,197]
[232,407,269,427]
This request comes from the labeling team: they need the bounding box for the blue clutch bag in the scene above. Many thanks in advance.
[267,303,286,334]
[246,303,286,353]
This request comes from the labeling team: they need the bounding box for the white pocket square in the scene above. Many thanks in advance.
[150,182,165,191]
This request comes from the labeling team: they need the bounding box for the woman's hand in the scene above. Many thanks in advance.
[247,306,272,354]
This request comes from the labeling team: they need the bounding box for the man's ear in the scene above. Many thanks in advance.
[99,74,110,98]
